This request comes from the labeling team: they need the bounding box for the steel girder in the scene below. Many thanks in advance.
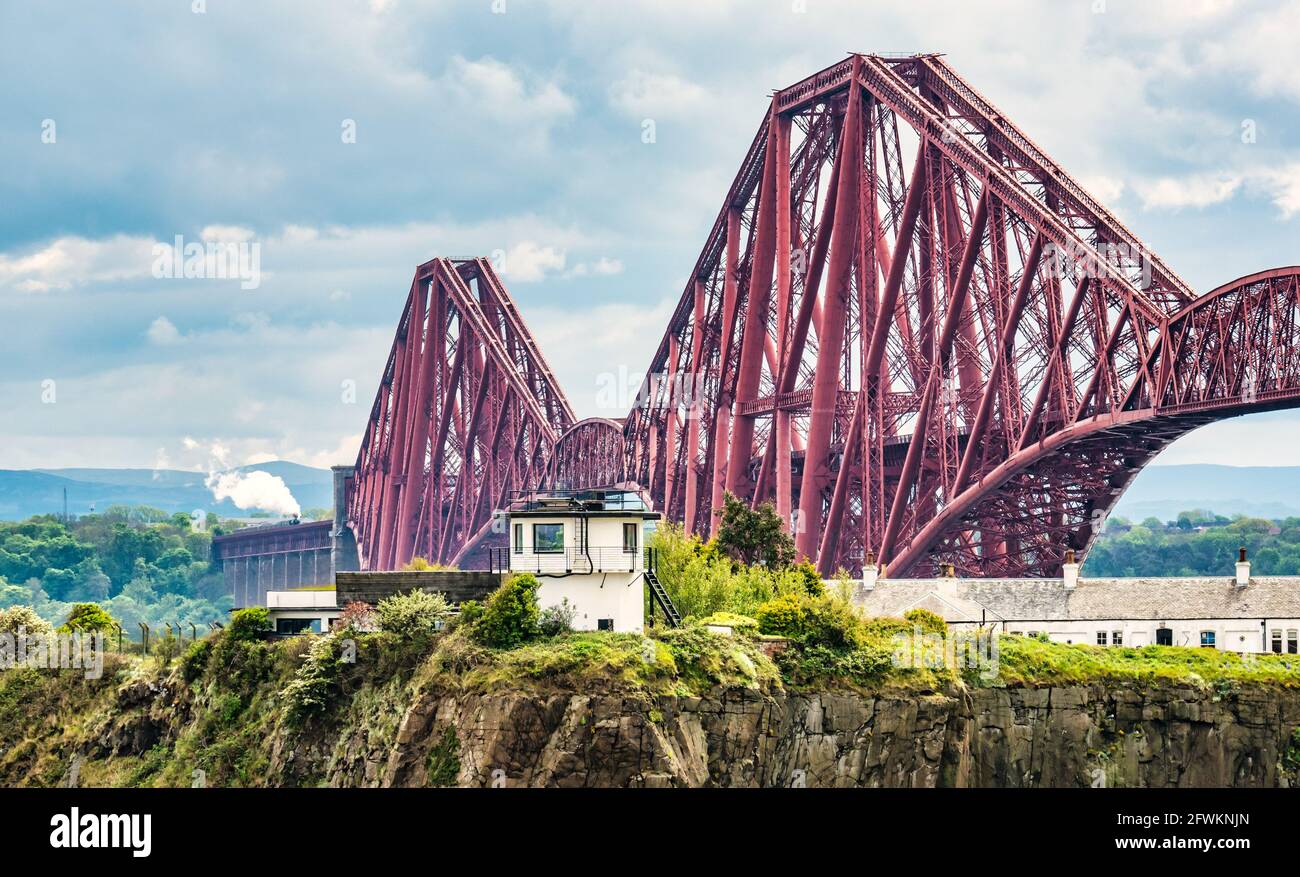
[346,257,574,569]
[619,53,1300,578]
[350,55,1299,580]
[542,417,627,491]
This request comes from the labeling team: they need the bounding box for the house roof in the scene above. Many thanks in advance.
[858,576,1300,623]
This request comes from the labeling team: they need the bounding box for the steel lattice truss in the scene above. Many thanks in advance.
[347,257,573,569]
[348,54,1300,577]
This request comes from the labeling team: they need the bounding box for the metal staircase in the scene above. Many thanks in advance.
[643,549,681,628]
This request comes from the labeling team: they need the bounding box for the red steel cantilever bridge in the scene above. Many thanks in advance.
[345,53,1300,579]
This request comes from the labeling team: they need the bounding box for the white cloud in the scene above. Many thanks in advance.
[199,225,256,244]
[568,256,624,278]
[146,316,181,345]
[528,295,678,419]
[1199,0,1300,101]
[0,234,157,292]
[1079,175,1125,205]
[609,70,707,118]
[439,56,575,128]
[1256,163,1300,219]
[494,241,567,282]
[1134,173,1242,210]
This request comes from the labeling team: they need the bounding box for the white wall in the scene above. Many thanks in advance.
[537,571,644,635]
[267,589,338,609]
[996,619,1300,653]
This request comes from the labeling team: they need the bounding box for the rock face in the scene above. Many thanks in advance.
[320,684,1300,788]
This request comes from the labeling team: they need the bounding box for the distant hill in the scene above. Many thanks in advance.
[1114,464,1300,523]
[0,462,334,520]
[3,460,1296,526]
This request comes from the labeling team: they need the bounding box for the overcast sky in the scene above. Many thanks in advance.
[2,0,1298,472]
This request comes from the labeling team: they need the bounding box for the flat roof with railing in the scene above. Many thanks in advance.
[503,487,659,518]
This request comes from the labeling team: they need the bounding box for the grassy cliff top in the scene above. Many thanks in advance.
[4,622,1300,787]
[993,635,1300,689]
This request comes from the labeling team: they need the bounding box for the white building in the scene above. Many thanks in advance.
[264,589,341,635]
[857,552,1300,654]
[504,488,659,633]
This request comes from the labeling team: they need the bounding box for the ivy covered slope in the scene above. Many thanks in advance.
[5,564,1300,788]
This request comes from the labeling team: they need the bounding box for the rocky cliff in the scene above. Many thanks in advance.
[303,684,1300,788]
[6,630,1300,788]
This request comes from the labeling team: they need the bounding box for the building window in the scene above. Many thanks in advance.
[1290,630,1298,654]
[623,523,638,553]
[1273,629,1283,654]
[1200,630,1216,648]
[1112,631,1123,646]
[1096,631,1107,646]
[276,618,319,635]
[597,618,614,631]
[513,523,523,554]
[533,523,564,554]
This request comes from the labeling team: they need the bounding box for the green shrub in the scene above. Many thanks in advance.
[903,608,948,637]
[375,589,449,638]
[471,574,540,649]
[154,633,181,666]
[1285,728,1300,775]
[226,607,271,642]
[777,641,896,686]
[756,593,863,650]
[538,598,576,637]
[651,523,812,620]
[282,633,348,727]
[59,603,116,634]
[457,600,484,627]
[0,605,52,636]
[755,593,805,637]
[181,638,213,682]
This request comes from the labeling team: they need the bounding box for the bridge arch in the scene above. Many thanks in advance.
[888,266,1300,576]
[542,417,627,490]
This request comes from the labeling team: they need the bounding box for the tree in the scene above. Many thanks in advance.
[60,603,117,634]
[0,605,52,636]
[714,491,796,569]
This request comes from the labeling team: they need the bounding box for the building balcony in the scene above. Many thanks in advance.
[506,546,645,575]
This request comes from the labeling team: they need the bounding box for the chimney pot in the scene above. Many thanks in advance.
[862,550,878,591]
[1062,546,1080,590]
[1235,547,1250,588]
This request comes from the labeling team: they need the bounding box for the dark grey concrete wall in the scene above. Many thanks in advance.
[335,571,504,606]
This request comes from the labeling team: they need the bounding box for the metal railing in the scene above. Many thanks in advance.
[508,545,643,575]
[504,487,648,513]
